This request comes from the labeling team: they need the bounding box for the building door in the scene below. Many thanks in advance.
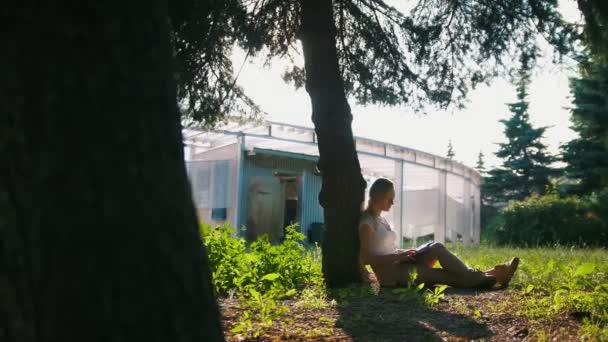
[280,176,301,239]
[245,176,283,241]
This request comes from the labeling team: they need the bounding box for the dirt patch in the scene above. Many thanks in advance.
[220,286,582,341]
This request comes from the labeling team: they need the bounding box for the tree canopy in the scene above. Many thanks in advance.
[261,1,579,106]
[169,0,261,127]
[172,0,578,125]
[576,0,608,58]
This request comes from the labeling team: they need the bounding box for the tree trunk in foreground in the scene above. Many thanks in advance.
[300,0,367,287]
[0,2,223,341]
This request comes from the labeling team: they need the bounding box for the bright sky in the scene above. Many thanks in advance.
[233,1,582,169]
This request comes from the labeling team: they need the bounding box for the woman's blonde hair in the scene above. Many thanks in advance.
[369,178,394,201]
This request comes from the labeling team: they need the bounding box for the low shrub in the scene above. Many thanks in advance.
[485,188,608,246]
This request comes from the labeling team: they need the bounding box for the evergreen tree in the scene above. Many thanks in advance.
[561,57,608,193]
[475,151,486,175]
[447,140,456,160]
[485,63,556,202]
[576,0,608,59]
[176,0,577,286]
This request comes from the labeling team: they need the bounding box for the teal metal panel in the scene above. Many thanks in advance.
[301,170,324,236]
[237,156,266,232]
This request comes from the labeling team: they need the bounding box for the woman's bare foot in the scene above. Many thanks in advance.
[487,257,520,287]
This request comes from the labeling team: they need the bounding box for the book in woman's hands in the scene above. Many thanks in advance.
[415,241,435,255]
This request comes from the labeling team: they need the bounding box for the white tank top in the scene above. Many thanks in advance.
[360,212,397,256]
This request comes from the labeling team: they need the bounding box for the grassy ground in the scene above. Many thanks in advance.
[219,244,608,341]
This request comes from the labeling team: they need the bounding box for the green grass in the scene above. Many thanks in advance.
[448,243,608,340]
[203,223,608,340]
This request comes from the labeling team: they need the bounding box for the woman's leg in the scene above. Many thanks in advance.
[409,243,496,288]
[396,261,495,288]
[486,257,520,286]
[414,266,495,288]
[414,243,472,274]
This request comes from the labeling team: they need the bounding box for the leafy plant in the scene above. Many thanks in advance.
[202,223,324,338]
[424,285,448,306]
[200,222,247,295]
[201,223,321,299]
[296,287,336,310]
[230,288,289,338]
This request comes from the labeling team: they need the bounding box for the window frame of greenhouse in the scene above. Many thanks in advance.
[183,120,481,246]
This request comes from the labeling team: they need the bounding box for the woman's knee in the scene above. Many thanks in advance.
[427,242,446,255]
[431,242,445,250]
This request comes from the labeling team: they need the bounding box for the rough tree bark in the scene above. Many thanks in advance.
[0,2,223,341]
[300,0,368,287]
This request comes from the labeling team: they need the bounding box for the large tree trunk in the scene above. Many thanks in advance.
[300,0,367,287]
[1,2,223,341]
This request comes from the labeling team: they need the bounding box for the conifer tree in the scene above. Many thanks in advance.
[475,151,486,175]
[485,62,556,202]
[447,140,456,160]
[561,56,608,193]
[576,0,608,59]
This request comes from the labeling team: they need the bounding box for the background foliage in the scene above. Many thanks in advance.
[484,187,608,246]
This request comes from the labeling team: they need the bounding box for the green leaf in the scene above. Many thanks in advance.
[525,284,535,294]
[435,285,448,294]
[230,324,245,334]
[249,288,260,298]
[318,316,334,324]
[474,308,483,319]
[261,273,280,281]
[284,289,297,298]
[574,263,596,277]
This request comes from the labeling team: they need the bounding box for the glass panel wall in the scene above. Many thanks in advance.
[471,180,481,244]
[401,163,440,247]
[446,173,465,243]
[186,159,237,226]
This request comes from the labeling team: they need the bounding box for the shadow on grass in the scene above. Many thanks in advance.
[330,284,494,342]
[442,286,508,296]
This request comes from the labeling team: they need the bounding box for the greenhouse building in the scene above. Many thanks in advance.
[183,120,481,246]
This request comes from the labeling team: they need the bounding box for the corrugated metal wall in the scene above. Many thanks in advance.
[301,170,324,235]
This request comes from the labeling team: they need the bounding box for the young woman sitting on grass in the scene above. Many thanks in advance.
[359,178,519,289]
